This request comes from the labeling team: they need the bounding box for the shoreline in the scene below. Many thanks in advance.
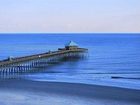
[0,79,140,105]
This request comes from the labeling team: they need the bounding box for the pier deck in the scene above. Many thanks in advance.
[0,48,87,66]
[0,46,87,76]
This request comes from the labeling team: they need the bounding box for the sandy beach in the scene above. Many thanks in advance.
[0,79,140,105]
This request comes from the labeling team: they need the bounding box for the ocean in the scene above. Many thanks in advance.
[0,33,140,89]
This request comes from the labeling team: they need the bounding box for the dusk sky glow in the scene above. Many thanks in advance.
[0,0,140,33]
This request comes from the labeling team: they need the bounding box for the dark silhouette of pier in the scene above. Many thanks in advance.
[0,41,88,78]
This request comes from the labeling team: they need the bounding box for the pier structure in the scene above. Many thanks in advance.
[0,41,88,77]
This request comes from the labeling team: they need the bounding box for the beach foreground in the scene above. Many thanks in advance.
[0,79,140,105]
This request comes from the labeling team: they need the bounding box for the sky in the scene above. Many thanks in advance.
[0,0,140,33]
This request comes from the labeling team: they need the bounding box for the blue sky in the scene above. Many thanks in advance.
[0,0,140,33]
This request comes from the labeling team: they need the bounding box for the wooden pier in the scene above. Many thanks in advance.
[0,41,88,78]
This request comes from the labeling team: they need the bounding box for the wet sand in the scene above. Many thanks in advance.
[0,79,140,105]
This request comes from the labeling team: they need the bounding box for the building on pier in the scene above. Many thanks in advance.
[65,41,78,50]
[58,41,78,51]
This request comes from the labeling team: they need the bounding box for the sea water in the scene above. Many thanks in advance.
[0,33,140,89]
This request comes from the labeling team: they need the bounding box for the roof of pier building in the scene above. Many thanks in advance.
[65,41,78,47]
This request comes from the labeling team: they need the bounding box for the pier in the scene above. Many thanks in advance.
[0,41,88,78]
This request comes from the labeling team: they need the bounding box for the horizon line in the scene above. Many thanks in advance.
[0,32,140,34]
